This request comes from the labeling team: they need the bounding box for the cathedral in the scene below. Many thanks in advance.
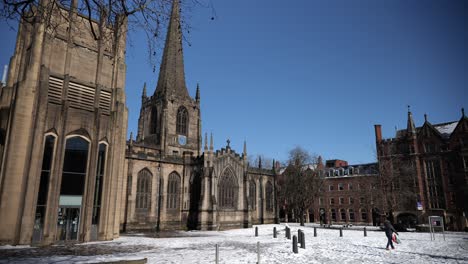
[0,0,277,245]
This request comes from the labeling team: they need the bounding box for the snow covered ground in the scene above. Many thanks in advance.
[1,223,467,263]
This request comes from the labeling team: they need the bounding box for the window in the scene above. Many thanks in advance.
[338,183,344,191]
[167,172,180,210]
[60,136,89,197]
[176,106,188,135]
[360,197,364,205]
[329,185,334,191]
[319,197,323,205]
[425,160,445,209]
[340,209,346,221]
[349,197,354,204]
[150,106,158,134]
[92,143,107,225]
[348,183,353,190]
[349,209,355,221]
[266,181,274,212]
[330,198,335,205]
[34,135,56,230]
[463,155,468,170]
[249,180,256,210]
[136,169,152,211]
[218,168,238,209]
[361,209,367,221]
[339,197,344,204]
[331,209,337,221]
[349,167,354,175]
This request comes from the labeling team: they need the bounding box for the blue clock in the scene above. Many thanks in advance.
[178,135,187,146]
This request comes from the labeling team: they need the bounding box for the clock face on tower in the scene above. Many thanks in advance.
[178,135,187,146]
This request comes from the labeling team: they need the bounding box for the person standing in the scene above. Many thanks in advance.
[383,220,398,250]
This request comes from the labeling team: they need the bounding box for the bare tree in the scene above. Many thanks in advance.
[376,156,418,221]
[248,154,273,169]
[0,0,214,69]
[278,146,323,226]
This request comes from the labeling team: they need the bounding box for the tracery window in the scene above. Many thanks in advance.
[249,180,256,210]
[265,181,274,212]
[167,172,180,210]
[136,169,152,212]
[176,106,188,135]
[218,169,238,209]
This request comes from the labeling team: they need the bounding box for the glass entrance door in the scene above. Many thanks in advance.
[57,207,80,241]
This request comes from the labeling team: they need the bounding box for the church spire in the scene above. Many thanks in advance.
[407,105,416,135]
[154,0,189,99]
[195,83,200,103]
[142,82,147,99]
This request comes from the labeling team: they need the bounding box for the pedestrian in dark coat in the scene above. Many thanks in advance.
[383,220,398,250]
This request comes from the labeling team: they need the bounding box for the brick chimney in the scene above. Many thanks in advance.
[374,124,382,143]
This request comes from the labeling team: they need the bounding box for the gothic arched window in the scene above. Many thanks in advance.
[218,168,238,209]
[265,181,274,212]
[150,106,158,134]
[249,180,256,210]
[176,106,188,135]
[167,172,180,210]
[136,169,152,212]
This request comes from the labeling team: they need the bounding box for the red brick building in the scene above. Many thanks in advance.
[375,108,468,231]
[312,161,380,226]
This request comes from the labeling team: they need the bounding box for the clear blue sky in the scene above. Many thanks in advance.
[1,0,466,164]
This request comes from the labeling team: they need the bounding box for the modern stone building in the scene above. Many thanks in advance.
[121,0,277,232]
[0,0,277,245]
[375,109,468,231]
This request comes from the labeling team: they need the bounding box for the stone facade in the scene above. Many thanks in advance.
[375,109,468,231]
[0,2,128,245]
[0,0,277,245]
[121,1,277,232]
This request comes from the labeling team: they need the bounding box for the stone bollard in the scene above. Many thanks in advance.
[215,244,219,264]
[300,231,306,249]
[255,226,258,237]
[298,229,302,244]
[314,227,317,237]
[285,227,288,238]
[339,228,343,237]
[292,235,298,254]
[273,227,277,238]
[286,227,291,239]
[364,227,367,237]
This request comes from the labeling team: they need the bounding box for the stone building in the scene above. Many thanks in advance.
[375,108,468,231]
[0,0,277,245]
[0,1,128,245]
[121,0,277,232]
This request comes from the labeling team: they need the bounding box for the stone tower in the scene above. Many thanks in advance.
[136,0,201,156]
[0,1,128,245]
